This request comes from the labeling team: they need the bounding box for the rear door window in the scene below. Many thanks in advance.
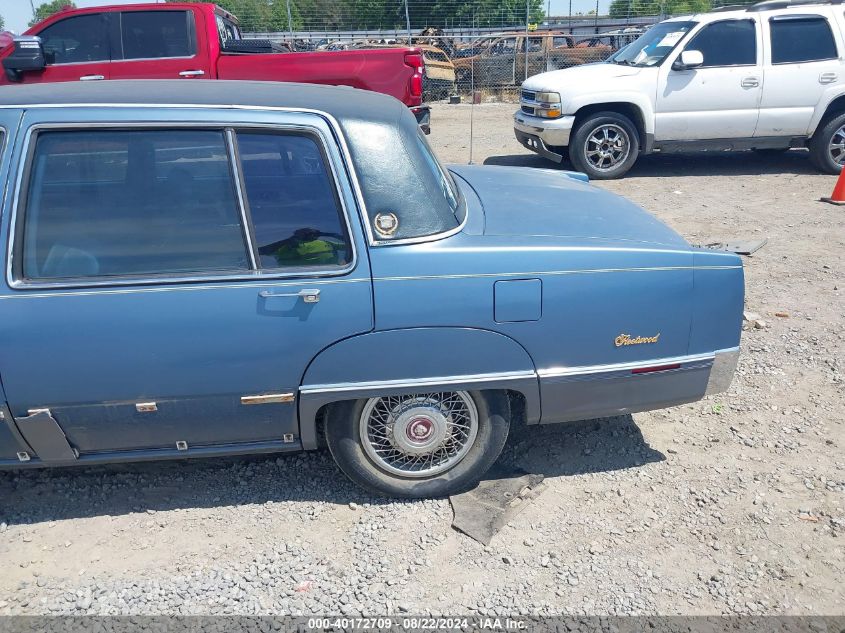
[236,132,351,270]
[770,15,837,64]
[39,14,110,64]
[119,11,195,60]
[19,129,249,281]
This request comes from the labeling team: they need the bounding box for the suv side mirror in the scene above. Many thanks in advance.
[672,49,704,71]
[2,36,46,82]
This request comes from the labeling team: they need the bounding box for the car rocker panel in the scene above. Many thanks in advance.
[0,80,744,498]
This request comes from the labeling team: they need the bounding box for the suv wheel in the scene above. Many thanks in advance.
[569,111,640,179]
[810,112,845,174]
[325,391,510,498]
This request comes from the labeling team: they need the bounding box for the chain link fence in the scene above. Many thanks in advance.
[188,0,756,102]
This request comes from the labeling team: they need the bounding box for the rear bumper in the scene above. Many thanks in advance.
[537,347,739,425]
[411,105,431,135]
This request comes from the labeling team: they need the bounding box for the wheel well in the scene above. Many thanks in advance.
[813,95,845,138]
[312,388,529,447]
[572,102,646,148]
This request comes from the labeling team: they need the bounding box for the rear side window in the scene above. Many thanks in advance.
[236,132,351,270]
[685,20,756,67]
[120,11,194,60]
[20,130,249,281]
[39,14,109,64]
[770,16,837,64]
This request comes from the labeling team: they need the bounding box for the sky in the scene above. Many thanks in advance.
[0,0,613,34]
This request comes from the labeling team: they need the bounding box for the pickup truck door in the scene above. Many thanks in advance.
[107,9,212,80]
[656,19,762,141]
[755,13,843,137]
[0,109,372,459]
[25,13,111,84]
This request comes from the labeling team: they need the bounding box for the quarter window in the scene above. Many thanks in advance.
[684,20,756,67]
[236,132,351,270]
[39,14,109,64]
[20,130,249,281]
[770,16,837,64]
[120,11,194,60]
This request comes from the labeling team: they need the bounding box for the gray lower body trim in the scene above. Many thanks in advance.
[538,347,739,425]
[705,348,740,396]
[0,438,301,470]
[298,371,541,450]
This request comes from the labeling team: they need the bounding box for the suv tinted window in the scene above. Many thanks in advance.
[236,132,351,270]
[21,130,249,280]
[39,14,109,64]
[120,11,194,59]
[770,16,837,64]
[685,19,756,67]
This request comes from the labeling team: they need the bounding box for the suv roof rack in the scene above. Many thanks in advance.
[746,0,843,11]
[710,4,749,11]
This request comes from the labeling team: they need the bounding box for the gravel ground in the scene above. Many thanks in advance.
[0,103,842,617]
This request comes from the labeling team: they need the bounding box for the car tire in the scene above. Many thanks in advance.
[569,111,640,179]
[325,390,510,499]
[810,112,845,174]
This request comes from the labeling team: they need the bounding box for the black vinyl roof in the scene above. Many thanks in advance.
[0,79,405,126]
[0,80,460,241]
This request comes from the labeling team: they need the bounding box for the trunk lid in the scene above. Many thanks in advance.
[449,165,688,249]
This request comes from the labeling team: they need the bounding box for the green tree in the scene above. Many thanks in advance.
[608,0,730,17]
[0,14,5,31]
[29,0,76,27]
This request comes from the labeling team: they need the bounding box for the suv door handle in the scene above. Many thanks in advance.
[741,77,759,88]
[259,289,320,303]
[179,70,205,77]
[79,75,105,81]
[820,72,838,84]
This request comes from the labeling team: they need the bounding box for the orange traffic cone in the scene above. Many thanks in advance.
[821,167,845,205]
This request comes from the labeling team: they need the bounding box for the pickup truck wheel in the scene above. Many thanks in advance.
[569,112,639,179]
[810,113,845,174]
[325,391,510,498]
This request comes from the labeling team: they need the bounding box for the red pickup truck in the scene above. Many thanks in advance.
[0,2,429,129]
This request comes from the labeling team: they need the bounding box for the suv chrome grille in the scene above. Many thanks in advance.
[521,90,537,102]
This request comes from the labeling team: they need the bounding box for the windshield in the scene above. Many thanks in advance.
[611,21,696,67]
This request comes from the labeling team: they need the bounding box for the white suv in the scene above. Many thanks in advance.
[514,0,845,178]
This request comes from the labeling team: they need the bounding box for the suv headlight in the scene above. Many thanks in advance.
[534,92,562,119]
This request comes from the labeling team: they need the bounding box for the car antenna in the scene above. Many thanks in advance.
[469,53,476,164]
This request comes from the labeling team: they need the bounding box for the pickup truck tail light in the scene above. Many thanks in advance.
[405,52,424,100]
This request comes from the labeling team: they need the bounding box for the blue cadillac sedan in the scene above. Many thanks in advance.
[0,81,743,498]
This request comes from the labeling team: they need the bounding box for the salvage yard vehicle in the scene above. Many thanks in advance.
[515,0,845,178]
[0,2,430,129]
[0,81,744,498]
[454,33,612,88]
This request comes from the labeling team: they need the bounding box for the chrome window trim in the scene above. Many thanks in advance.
[0,276,368,300]
[0,103,467,249]
[225,129,257,270]
[6,117,359,290]
[300,370,538,395]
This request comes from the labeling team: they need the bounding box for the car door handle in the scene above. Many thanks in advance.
[79,74,105,81]
[179,70,205,77]
[741,77,759,88]
[820,71,838,84]
[259,289,320,303]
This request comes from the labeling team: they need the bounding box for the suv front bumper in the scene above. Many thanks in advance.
[514,111,576,163]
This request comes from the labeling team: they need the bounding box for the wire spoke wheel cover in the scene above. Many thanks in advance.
[359,391,479,478]
[829,125,845,166]
[584,123,630,171]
